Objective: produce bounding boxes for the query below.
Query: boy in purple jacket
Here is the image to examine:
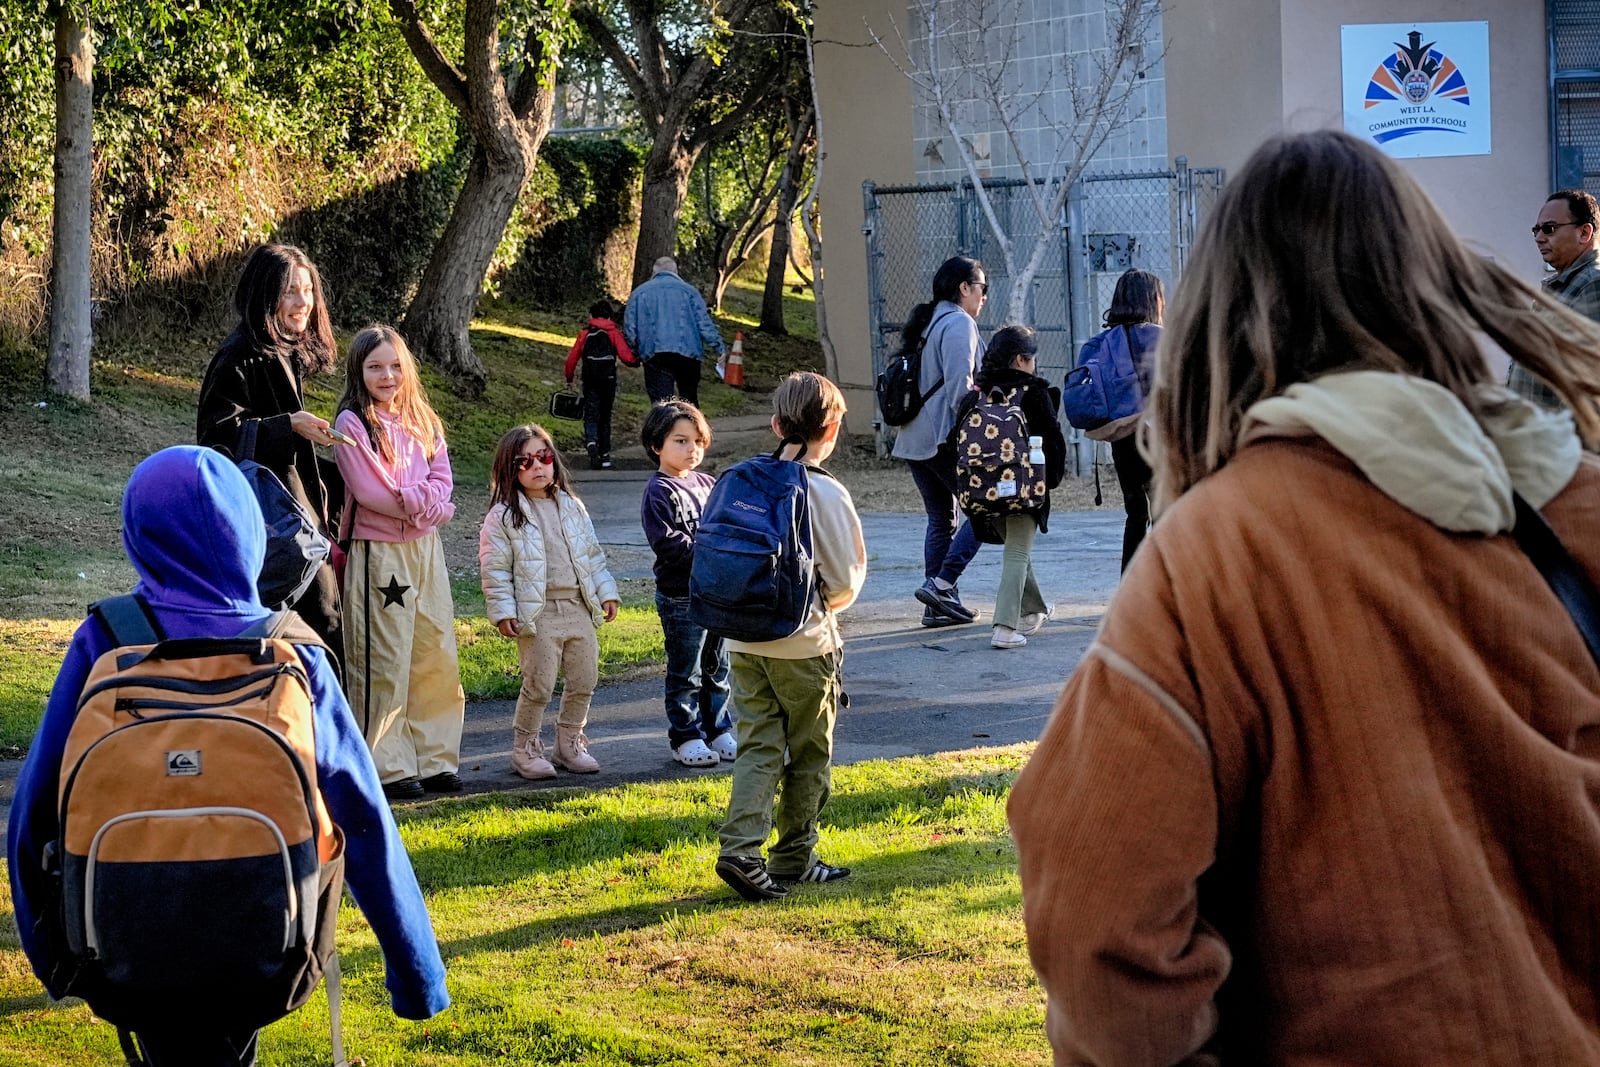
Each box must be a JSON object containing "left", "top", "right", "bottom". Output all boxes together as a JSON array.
[{"left": 7, "top": 447, "right": 448, "bottom": 1065}]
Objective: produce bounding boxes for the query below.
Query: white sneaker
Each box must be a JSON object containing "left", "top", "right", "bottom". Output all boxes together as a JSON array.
[
  {"left": 1019, "top": 608, "right": 1054, "bottom": 636},
  {"left": 708, "top": 732, "right": 738, "bottom": 761},
  {"left": 673, "top": 738, "right": 721, "bottom": 767},
  {"left": 991, "top": 626, "right": 1027, "bottom": 649}
]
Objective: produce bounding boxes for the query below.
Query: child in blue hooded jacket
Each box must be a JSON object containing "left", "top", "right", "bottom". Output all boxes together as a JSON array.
[{"left": 6, "top": 446, "right": 449, "bottom": 1066}]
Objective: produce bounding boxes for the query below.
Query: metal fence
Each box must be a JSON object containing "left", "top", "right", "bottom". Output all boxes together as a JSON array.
[
  {"left": 862, "top": 159, "right": 1223, "bottom": 453},
  {"left": 1551, "top": 0, "right": 1600, "bottom": 193}
]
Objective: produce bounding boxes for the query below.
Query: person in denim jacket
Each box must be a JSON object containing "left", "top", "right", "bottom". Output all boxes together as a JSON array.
[{"left": 624, "top": 257, "right": 726, "bottom": 405}]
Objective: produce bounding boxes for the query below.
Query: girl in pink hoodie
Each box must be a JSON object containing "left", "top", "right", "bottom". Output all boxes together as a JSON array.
[{"left": 334, "top": 324, "right": 465, "bottom": 802}]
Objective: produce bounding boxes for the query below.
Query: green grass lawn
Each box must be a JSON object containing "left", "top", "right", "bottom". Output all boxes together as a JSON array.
[
  {"left": 0, "top": 747, "right": 1047, "bottom": 1066},
  {"left": 0, "top": 281, "right": 825, "bottom": 751}
]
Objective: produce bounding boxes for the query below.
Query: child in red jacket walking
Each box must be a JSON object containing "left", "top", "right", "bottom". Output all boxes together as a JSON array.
[{"left": 564, "top": 299, "right": 639, "bottom": 469}]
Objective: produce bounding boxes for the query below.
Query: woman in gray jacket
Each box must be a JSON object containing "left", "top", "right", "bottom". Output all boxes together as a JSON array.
[{"left": 891, "top": 255, "right": 990, "bottom": 627}]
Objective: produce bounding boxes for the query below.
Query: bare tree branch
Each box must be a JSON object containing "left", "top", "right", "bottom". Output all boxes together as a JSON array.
[
  {"left": 869, "top": 0, "right": 1162, "bottom": 323},
  {"left": 572, "top": 5, "right": 653, "bottom": 122}
]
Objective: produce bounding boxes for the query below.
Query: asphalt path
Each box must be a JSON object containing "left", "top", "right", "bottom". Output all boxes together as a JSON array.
[
  {"left": 0, "top": 463, "right": 1129, "bottom": 812},
  {"left": 445, "top": 466, "right": 1127, "bottom": 797}
]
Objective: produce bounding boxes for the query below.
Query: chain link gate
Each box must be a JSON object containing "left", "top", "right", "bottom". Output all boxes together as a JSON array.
[{"left": 863, "top": 159, "right": 1223, "bottom": 464}]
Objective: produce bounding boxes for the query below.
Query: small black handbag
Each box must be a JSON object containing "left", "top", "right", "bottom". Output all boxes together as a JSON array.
[{"left": 548, "top": 390, "right": 583, "bottom": 420}]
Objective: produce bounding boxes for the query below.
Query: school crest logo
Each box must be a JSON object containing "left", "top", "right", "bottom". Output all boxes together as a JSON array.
[
  {"left": 1342, "top": 22, "right": 1489, "bottom": 159},
  {"left": 1361, "top": 30, "right": 1471, "bottom": 140}
]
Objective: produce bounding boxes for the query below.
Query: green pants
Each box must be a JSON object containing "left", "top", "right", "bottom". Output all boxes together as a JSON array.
[
  {"left": 993, "top": 514, "right": 1047, "bottom": 630},
  {"left": 718, "top": 651, "right": 843, "bottom": 875}
]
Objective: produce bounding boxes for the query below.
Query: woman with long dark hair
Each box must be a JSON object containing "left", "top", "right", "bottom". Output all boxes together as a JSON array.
[
  {"left": 891, "top": 255, "right": 990, "bottom": 627},
  {"left": 197, "top": 243, "right": 343, "bottom": 652},
  {"left": 1087, "top": 268, "right": 1163, "bottom": 570},
  {"left": 1010, "top": 129, "right": 1600, "bottom": 1064}
]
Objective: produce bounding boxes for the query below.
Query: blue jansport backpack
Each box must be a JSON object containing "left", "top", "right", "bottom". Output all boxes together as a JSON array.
[
  {"left": 690, "top": 442, "right": 827, "bottom": 643},
  {"left": 1061, "top": 323, "right": 1153, "bottom": 442}
]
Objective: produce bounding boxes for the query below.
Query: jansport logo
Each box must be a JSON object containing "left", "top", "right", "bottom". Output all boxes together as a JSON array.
[
  {"left": 1362, "top": 30, "right": 1470, "bottom": 144},
  {"left": 730, "top": 500, "right": 769, "bottom": 515},
  {"left": 166, "top": 750, "right": 202, "bottom": 776}
]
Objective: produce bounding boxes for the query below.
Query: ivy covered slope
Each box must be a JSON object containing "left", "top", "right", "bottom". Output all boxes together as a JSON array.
[{"left": 0, "top": 1, "right": 642, "bottom": 354}]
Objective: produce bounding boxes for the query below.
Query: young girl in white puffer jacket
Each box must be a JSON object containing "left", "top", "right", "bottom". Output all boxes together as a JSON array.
[{"left": 479, "top": 423, "right": 620, "bottom": 779}]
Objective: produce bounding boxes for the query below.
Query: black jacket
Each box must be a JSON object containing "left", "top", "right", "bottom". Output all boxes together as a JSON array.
[
  {"left": 196, "top": 328, "right": 343, "bottom": 652},
  {"left": 198, "top": 329, "right": 334, "bottom": 527},
  {"left": 950, "top": 367, "right": 1068, "bottom": 535}
]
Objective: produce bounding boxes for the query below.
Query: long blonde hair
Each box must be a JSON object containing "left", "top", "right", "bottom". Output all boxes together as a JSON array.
[
  {"left": 1149, "top": 130, "right": 1600, "bottom": 513},
  {"left": 338, "top": 324, "right": 445, "bottom": 462}
]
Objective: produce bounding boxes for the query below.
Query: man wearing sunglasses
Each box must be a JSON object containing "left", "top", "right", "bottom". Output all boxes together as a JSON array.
[{"left": 1512, "top": 189, "right": 1600, "bottom": 408}]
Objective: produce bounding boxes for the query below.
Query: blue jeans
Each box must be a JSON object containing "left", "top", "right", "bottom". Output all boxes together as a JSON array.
[
  {"left": 905, "top": 445, "right": 981, "bottom": 583},
  {"left": 656, "top": 593, "right": 732, "bottom": 747}
]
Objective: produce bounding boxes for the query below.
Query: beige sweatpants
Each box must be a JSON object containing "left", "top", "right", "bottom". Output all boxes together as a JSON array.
[
  {"left": 343, "top": 533, "right": 465, "bottom": 783},
  {"left": 514, "top": 596, "right": 599, "bottom": 740}
]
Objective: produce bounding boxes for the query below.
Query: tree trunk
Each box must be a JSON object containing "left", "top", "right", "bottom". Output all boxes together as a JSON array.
[
  {"left": 401, "top": 143, "right": 530, "bottom": 395},
  {"left": 632, "top": 142, "right": 699, "bottom": 288},
  {"left": 1007, "top": 225, "right": 1057, "bottom": 325},
  {"left": 47, "top": 9, "right": 92, "bottom": 401},
  {"left": 760, "top": 106, "right": 813, "bottom": 334}
]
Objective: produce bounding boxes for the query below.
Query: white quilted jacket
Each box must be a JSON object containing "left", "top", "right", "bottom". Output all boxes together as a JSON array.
[{"left": 478, "top": 489, "right": 620, "bottom": 631}]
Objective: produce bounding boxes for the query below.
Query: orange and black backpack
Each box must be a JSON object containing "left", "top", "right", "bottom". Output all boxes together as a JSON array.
[{"left": 45, "top": 594, "right": 349, "bottom": 1065}]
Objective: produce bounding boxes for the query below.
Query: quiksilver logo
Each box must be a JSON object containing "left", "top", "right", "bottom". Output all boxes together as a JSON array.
[
  {"left": 166, "top": 750, "right": 202, "bottom": 776},
  {"left": 730, "top": 500, "right": 768, "bottom": 514}
]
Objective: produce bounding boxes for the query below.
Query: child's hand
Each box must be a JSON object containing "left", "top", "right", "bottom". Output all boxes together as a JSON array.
[
  {"left": 496, "top": 618, "right": 521, "bottom": 638},
  {"left": 601, "top": 600, "right": 620, "bottom": 622}
]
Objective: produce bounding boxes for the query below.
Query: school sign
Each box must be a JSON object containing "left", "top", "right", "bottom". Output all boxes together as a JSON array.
[{"left": 1341, "top": 22, "right": 1491, "bottom": 159}]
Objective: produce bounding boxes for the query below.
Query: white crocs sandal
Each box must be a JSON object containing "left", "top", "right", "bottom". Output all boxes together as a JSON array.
[{"left": 673, "top": 738, "right": 721, "bottom": 767}]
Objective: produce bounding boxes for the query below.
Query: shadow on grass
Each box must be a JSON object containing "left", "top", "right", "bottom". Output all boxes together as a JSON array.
[
  {"left": 398, "top": 768, "right": 1017, "bottom": 892},
  {"left": 419, "top": 834, "right": 1016, "bottom": 968}
]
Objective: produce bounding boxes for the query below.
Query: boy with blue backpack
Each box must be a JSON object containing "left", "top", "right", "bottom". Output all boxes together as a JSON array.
[{"left": 694, "top": 372, "right": 867, "bottom": 901}]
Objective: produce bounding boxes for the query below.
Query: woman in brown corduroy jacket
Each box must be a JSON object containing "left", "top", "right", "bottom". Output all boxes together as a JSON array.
[{"left": 1009, "top": 130, "right": 1600, "bottom": 1066}]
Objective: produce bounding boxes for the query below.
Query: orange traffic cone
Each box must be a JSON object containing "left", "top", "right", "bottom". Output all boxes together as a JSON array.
[{"left": 725, "top": 332, "right": 746, "bottom": 388}]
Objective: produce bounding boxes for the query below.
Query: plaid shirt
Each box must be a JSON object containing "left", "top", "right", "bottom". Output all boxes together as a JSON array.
[{"left": 1509, "top": 247, "right": 1600, "bottom": 409}]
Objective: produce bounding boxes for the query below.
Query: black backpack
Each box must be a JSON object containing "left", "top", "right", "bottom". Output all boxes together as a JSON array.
[
  {"left": 46, "top": 595, "right": 350, "bottom": 1066},
  {"left": 234, "top": 421, "right": 331, "bottom": 610},
  {"left": 689, "top": 440, "right": 828, "bottom": 643},
  {"left": 580, "top": 326, "right": 619, "bottom": 384},
  {"left": 876, "top": 310, "right": 957, "bottom": 427}
]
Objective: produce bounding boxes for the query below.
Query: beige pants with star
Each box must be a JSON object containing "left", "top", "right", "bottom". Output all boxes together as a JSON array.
[{"left": 343, "top": 532, "right": 465, "bottom": 784}]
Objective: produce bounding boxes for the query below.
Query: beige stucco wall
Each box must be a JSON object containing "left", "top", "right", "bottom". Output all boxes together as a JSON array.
[
  {"left": 813, "top": 0, "right": 915, "bottom": 423},
  {"left": 1166, "top": 1, "right": 1549, "bottom": 278}
]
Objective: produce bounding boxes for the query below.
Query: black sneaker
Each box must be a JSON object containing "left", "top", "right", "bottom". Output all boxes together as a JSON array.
[
  {"left": 715, "top": 854, "right": 790, "bottom": 901},
  {"left": 773, "top": 861, "right": 851, "bottom": 885},
  {"left": 587, "top": 442, "right": 601, "bottom": 470},
  {"left": 600, "top": 454, "right": 613, "bottom": 469},
  {"left": 915, "top": 578, "right": 976, "bottom": 622},
  {"left": 381, "top": 777, "right": 425, "bottom": 801},
  {"left": 920, "top": 605, "right": 967, "bottom": 628},
  {"left": 419, "top": 771, "right": 464, "bottom": 794}
]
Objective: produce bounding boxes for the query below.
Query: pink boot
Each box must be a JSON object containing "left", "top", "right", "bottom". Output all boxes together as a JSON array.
[{"left": 553, "top": 725, "right": 600, "bottom": 774}]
